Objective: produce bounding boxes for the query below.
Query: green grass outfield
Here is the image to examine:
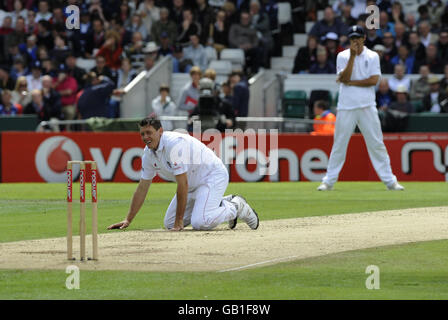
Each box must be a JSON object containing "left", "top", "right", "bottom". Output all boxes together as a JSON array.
[{"left": 0, "top": 181, "right": 447, "bottom": 299}]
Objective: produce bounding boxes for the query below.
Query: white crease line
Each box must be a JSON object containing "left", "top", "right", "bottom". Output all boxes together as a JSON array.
[{"left": 218, "top": 255, "right": 300, "bottom": 272}]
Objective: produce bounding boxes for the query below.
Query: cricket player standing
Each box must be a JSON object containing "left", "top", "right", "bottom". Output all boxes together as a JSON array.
[
  {"left": 108, "top": 117, "right": 259, "bottom": 231},
  {"left": 317, "top": 26, "right": 404, "bottom": 191}
]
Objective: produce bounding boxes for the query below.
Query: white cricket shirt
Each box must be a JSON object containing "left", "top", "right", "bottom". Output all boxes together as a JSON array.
[
  {"left": 140, "top": 131, "right": 224, "bottom": 191},
  {"left": 336, "top": 46, "right": 381, "bottom": 110}
]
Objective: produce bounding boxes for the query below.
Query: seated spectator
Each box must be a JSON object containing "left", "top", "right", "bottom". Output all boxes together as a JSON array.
[
  {"left": 41, "top": 58, "right": 57, "bottom": 77},
  {"left": 309, "top": 6, "right": 347, "bottom": 39},
  {"left": 127, "top": 13, "right": 149, "bottom": 42},
  {"left": 365, "top": 27, "right": 383, "bottom": 49},
  {"left": 183, "top": 34, "right": 208, "bottom": 71},
  {"left": 91, "top": 55, "right": 117, "bottom": 85},
  {"left": 125, "top": 31, "right": 146, "bottom": 70},
  {"left": 51, "top": 36, "right": 71, "bottom": 65},
  {"left": 293, "top": 35, "right": 318, "bottom": 74},
  {"left": 249, "top": 0, "right": 273, "bottom": 66},
  {"left": 24, "top": 89, "right": 61, "bottom": 127},
  {"left": 19, "top": 35, "right": 38, "bottom": 65},
  {"left": 85, "top": 18, "right": 106, "bottom": 58},
  {"left": 228, "top": 11, "right": 263, "bottom": 74},
  {"left": 26, "top": 10, "right": 38, "bottom": 34},
  {"left": 376, "top": 78, "right": 395, "bottom": 110},
  {"left": 323, "top": 32, "right": 343, "bottom": 66},
  {"left": 390, "top": 1, "right": 405, "bottom": 24},
  {"left": 440, "top": 64, "right": 448, "bottom": 92},
  {"left": 311, "top": 100, "right": 335, "bottom": 135},
  {"left": 137, "top": 0, "right": 160, "bottom": 37},
  {"left": 26, "top": 61, "right": 43, "bottom": 91},
  {"left": 309, "top": 46, "right": 335, "bottom": 74},
  {"left": 376, "top": 11, "right": 395, "bottom": 38},
  {"left": 339, "top": 2, "right": 356, "bottom": 27},
  {"left": 53, "top": 65, "right": 78, "bottom": 122},
  {"left": 410, "top": 65, "right": 430, "bottom": 102},
  {"left": 172, "top": 44, "right": 193, "bottom": 73},
  {"left": 420, "top": 43, "right": 444, "bottom": 74},
  {"left": 36, "top": 20, "right": 54, "bottom": 52},
  {"left": 35, "top": 0, "right": 52, "bottom": 22},
  {"left": 151, "top": 7, "right": 178, "bottom": 46},
  {"left": 390, "top": 45, "right": 415, "bottom": 74},
  {"left": 195, "top": 0, "right": 215, "bottom": 45},
  {"left": 11, "top": 76, "right": 31, "bottom": 107},
  {"left": 418, "top": 20, "right": 438, "bottom": 48},
  {"left": 405, "top": 13, "right": 417, "bottom": 32},
  {"left": 211, "top": 9, "right": 230, "bottom": 54},
  {"left": 170, "top": 0, "right": 185, "bottom": 26},
  {"left": 229, "top": 70, "right": 249, "bottom": 119},
  {"left": 65, "top": 54, "right": 86, "bottom": 89},
  {"left": 5, "top": 16, "right": 26, "bottom": 55},
  {"left": 388, "top": 64, "right": 411, "bottom": 92},
  {"left": 10, "top": 0, "right": 27, "bottom": 26},
  {"left": 389, "top": 85, "right": 414, "bottom": 113},
  {"left": 422, "top": 76, "right": 448, "bottom": 113},
  {"left": 407, "top": 31, "right": 426, "bottom": 69},
  {"left": 11, "top": 57, "right": 28, "bottom": 79},
  {"left": 382, "top": 32, "right": 397, "bottom": 66},
  {"left": 394, "top": 22, "right": 409, "bottom": 48},
  {"left": 0, "top": 16, "right": 14, "bottom": 36},
  {"left": 0, "top": 65, "right": 15, "bottom": 91},
  {"left": 436, "top": 28, "right": 448, "bottom": 62},
  {"left": 77, "top": 72, "right": 115, "bottom": 119},
  {"left": 118, "top": 1, "right": 132, "bottom": 26},
  {"left": 426, "top": 0, "right": 445, "bottom": 30},
  {"left": 41, "top": 75, "right": 62, "bottom": 119},
  {"left": 373, "top": 44, "right": 394, "bottom": 74},
  {"left": 96, "top": 30, "right": 123, "bottom": 70},
  {"left": 0, "top": 90, "right": 22, "bottom": 115},
  {"left": 177, "top": 66, "right": 201, "bottom": 114},
  {"left": 158, "top": 32, "right": 174, "bottom": 56},
  {"left": 152, "top": 84, "right": 177, "bottom": 131},
  {"left": 176, "top": 8, "right": 201, "bottom": 47},
  {"left": 110, "top": 58, "right": 137, "bottom": 118}
]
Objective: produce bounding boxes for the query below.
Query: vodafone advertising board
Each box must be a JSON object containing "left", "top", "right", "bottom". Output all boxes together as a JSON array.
[{"left": 1, "top": 132, "right": 447, "bottom": 182}]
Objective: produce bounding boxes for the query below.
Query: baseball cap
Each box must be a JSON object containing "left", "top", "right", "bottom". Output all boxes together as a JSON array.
[
  {"left": 395, "top": 85, "right": 408, "bottom": 94},
  {"left": 58, "top": 63, "right": 68, "bottom": 73},
  {"left": 373, "top": 44, "right": 386, "bottom": 52},
  {"left": 347, "top": 25, "right": 365, "bottom": 38},
  {"left": 31, "top": 60, "right": 41, "bottom": 70},
  {"left": 325, "top": 32, "right": 339, "bottom": 41}
]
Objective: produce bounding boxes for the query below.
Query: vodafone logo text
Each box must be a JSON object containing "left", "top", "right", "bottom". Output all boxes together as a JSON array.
[{"left": 35, "top": 136, "right": 83, "bottom": 182}]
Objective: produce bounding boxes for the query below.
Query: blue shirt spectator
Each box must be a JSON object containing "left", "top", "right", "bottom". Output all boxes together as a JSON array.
[{"left": 309, "top": 7, "right": 348, "bottom": 39}]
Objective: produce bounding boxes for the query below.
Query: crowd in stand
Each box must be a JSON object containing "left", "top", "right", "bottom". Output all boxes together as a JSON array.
[
  {"left": 293, "top": 1, "right": 448, "bottom": 114},
  {"left": 0, "top": 0, "right": 278, "bottom": 130}
]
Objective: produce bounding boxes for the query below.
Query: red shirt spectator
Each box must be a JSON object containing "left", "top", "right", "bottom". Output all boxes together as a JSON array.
[
  {"left": 53, "top": 67, "right": 78, "bottom": 106},
  {"left": 96, "top": 30, "right": 123, "bottom": 70}
]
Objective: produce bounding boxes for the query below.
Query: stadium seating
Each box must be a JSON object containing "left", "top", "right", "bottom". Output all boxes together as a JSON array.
[
  {"left": 208, "top": 60, "right": 232, "bottom": 76},
  {"left": 282, "top": 90, "right": 308, "bottom": 118},
  {"left": 278, "top": 2, "right": 292, "bottom": 25},
  {"left": 220, "top": 49, "right": 245, "bottom": 71}
]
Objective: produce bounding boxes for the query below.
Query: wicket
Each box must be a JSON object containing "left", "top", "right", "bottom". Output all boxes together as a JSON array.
[{"left": 67, "top": 160, "right": 98, "bottom": 261}]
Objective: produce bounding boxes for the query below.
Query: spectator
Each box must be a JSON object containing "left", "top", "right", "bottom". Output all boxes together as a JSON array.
[
  {"left": 41, "top": 75, "right": 62, "bottom": 120},
  {"left": 390, "top": 1, "right": 405, "bottom": 24},
  {"left": 4, "top": 16, "right": 26, "bottom": 57},
  {"left": 377, "top": 11, "right": 395, "bottom": 38},
  {"left": 18, "top": 35, "right": 38, "bottom": 65},
  {"left": 195, "top": 0, "right": 215, "bottom": 45},
  {"left": 35, "top": 0, "right": 52, "bottom": 22},
  {"left": 158, "top": 32, "right": 174, "bottom": 56},
  {"left": 309, "top": 46, "right": 335, "bottom": 74},
  {"left": 26, "top": 10, "right": 37, "bottom": 34},
  {"left": 51, "top": 36, "right": 71, "bottom": 65},
  {"left": 26, "top": 61, "right": 43, "bottom": 91},
  {"left": 426, "top": 0, "right": 445, "bottom": 30},
  {"left": 211, "top": 9, "right": 230, "bottom": 54},
  {"left": 65, "top": 54, "right": 86, "bottom": 90},
  {"left": 77, "top": 72, "right": 116, "bottom": 119},
  {"left": 421, "top": 43, "right": 444, "bottom": 74},
  {"left": 394, "top": 22, "right": 409, "bottom": 48},
  {"left": 86, "top": 18, "right": 106, "bottom": 58},
  {"left": 376, "top": 78, "right": 395, "bottom": 110},
  {"left": 10, "top": 0, "right": 27, "bottom": 27},
  {"left": 125, "top": 31, "right": 146, "bottom": 70},
  {"left": 41, "top": 58, "right": 57, "bottom": 77},
  {"left": 324, "top": 32, "right": 343, "bottom": 65},
  {"left": 11, "top": 76, "right": 31, "bottom": 107},
  {"left": 36, "top": 20, "right": 54, "bottom": 52},
  {"left": 0, "top": 89, "right": 22, "bottom": 115},
  {"left": 11, "top": 57, "right": 27, "bottom": 79},
  {"left": 407, "top": 31, "right": 427, "bottom": 69},
  {"left": 220, "top": 79, "right": 233, "bottom": 106},
  {"left": 410, "top": 65, "right": 431, "bottom": 102},
  {"left": 422, "top": 76, "right": 448, "bottom": 113},
  {"left": 151, "top": 7, "right": 178, "bottom": 46},
  {"left": 373, "top": 44, "right": 394, "bottom": 74},
  {"left": 228, "top": 11, "right": 262, "bottom": 74},
  {"left": 142, "top": 41, "right": 160, "bottom": 62},
  {"left": 128, "top": 13, "right": 150, "bottom": 41},
  {"left": 51, "top": 6, "right": 66, "bottom": 29},
  {"left": 114, "top": 19, "right": 133, "bottom": 48},
  {"left": 309, "top": 6, "right": 347, "bottom": 39},
  {"left": 152, "top": 84, "right": 177, "bottom": 130},
  {"left": 311, "top": 100, "right": 335, "bottom": 135},
  {"left": 53, "top": 64, "right": 78, "bottom": 122},
  {"left": 293, "top": 35, "right": 318, "bottom": 74},
  {"left": 405, "top": 13, "right": 417, "bottom": 32},
  {"left": 418, "top": 20, "right": 438, "bottom": 47},
  {"left": 229, "top": 70, "right": 249, "bottom": 119},
  {"left": 0, "top": 16, "right": 14, "bottom": 36},
  {"left": 118, "top": 2, "right": 132, "bottom": 27},
  {"left": 110, "top": 58, "right": 137, "bottom": 118},
  {"left": 390, "top": 45, "right": 415, "bottom": 74},
  {"left": 440, "top": 64, "right": 448, "bottom": 92},
  {"left": 172, "top": 43, "right": 193, "bottom": 73},
  {"left": 388, "top": 64, "right": 411, "bottom": 92},
  {"left": 176, "top": 8, "right": 201, "bottom": 46},
  {"left": 24, "top": 89, "right": 61, "bottom": 126},
  {"left": 222, "top": 1, "right": 238, "bottom": 25},
  {"left": 389, "top": 85, "right": 414, "bottom": 113},
  {"left": 184, "top": 33, "right": 208, "bottom": 71},
  {"left": 365, "top": 27, "right": 383, "bottom": 49},
  {"left": 382, "top": 31, "right": 397, "bottom": 67},
  {"left": 436, "top": 28, "right": 448, "bottom": 62},
  {"left": 138, "top": 0, "right": 160, "bottom": 36},
  {"left": 96, "top": 30, "right": 123, "bottom": 70},
  {"left": 170, "top": 0, "right": 185, "bottom": 26},
  {"left": 249, "top": 0, "right": 273, "bottom": 66},
  {"left": 177, "top": 66, "right": 201, "bottom": 114},
  {"left": 91, "top": 55, "right": 117, "bottom": 84},
  {"left": 139, "top": 52, "right": 157, "bottom": 73},
  {"left": 340, "top": 2, "right": 356, "bottom": 27}
]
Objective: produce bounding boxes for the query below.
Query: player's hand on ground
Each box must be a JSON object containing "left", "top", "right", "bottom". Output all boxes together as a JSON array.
[
  {"left": 107, "top": 220, "right": 130, "bottom": 230},
  {"left": 170, "top": 221, "right": 184, "bottom": 231}
]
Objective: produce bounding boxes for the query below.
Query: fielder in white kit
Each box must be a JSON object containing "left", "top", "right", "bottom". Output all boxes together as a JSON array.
[
  {"left": 317, "top": 26, "right": 404, "bottom": 191},
  {"left": 108, "top": 117, "right": 259, "bottom": 231}
]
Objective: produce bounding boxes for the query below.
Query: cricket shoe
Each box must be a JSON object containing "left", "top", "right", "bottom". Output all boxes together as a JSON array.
[
  {"left": 317, "top": 182, "right": 333, "bottom": 191},
  {"left": 387, "top": 182, "right": 405, "bottom": 191},
  {"left": 222, "top": 194, "right": 238, "bottom": 229},
  {"left": 230, "top": 196, "right": 259, "bottom": 230}
]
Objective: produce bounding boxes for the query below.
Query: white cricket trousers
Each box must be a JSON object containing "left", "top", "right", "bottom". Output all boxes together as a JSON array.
[
  {"left": 322, "top": 106, "right": 397, "bottom": 187},
  {"left": 163, "top": 165, "right": 237, "bottom": 230}
]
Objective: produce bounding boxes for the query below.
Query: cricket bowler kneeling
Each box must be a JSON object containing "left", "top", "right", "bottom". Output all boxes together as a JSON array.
[{"left": 108, "top": 117, "right": 259, "bottom": 231}]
